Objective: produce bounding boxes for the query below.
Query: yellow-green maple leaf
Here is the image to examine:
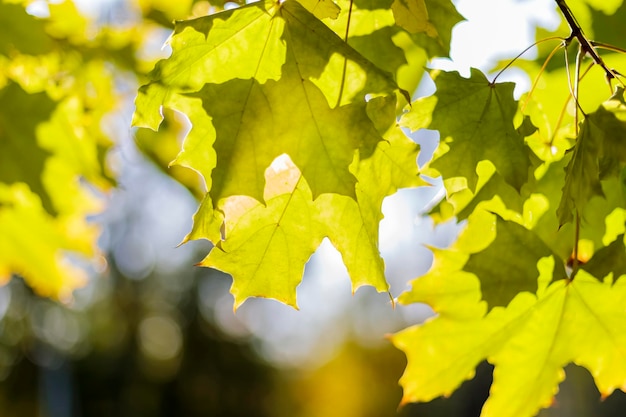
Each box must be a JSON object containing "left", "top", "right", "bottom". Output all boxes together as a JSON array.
[
  {"left": 392, "top": 252, "right": 626, "bottom": 417},
  {"left": 133, "top": 0, "right": 403, "bottom": 203},
  {"left": 196, "top": 96, "right": 423, "bottom": 308}
]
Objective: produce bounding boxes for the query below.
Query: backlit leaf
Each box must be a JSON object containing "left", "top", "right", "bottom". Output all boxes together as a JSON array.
[
  {"left": 201, "top": 96, "right": 423, "bottom": 307},
  {"left": 557, "top": 110, "right": 610, "bottom": 225},
  {"left": 465, "top": 215, "right": 567, "bottom": 309},
  {"left": 393, "top": 264, "right": 626, "bottom": 417},
  {"left": 428, "top": 69, "right": 532, "bottom": 192},
  {"left": 134, "top": 0, "right": 403, "bottom": 203}
]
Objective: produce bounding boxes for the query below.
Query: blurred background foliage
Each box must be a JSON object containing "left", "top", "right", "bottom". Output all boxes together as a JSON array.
[{"left": 2, "top": 0, "right": 626, "bottom": 416}]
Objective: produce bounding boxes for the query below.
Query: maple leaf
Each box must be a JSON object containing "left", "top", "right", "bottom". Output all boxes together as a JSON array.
[
  {"left": 133, "top": 0, "right": 402, "bottom": 203},
  {"left": 598, "top": 89, "right": 626, "bottom": 178},
  {"left": 204, "top": 157, "right": 324, "bottom": 309},
  {"left": 135, "top": 109, "right": 206, "bottom": 200},
  {"left": 400, "top": 208, "right": 566, "bottom": 311},
  {"left": 319, "top": 0, "right": 421, "bottom": 92},
  {"left": 392, "top": 261, "right": 626, "bottom": 417},
  {"left": 353, "top": 0, "right": 462, "bottom": 59},
  {"left": 199, "top": 96, "right": 423, "bottom": 308},
  {"left": 427, "top": 69, "right": 532, "bottom": 192},
  {"left": 190, "top": 75, "right": 385, "bottom": 202},
  {"left": 557, "top": 108, "right": 623, "bottom": 225},
  {"left": 465, "top": 214, "right": 567, "bottom": 310},
  {"left": 423, "top": 161, "right": 525, "bottom": 224},
  {"left": 323, "top": 95, "right": 425, "bottom": 290}
]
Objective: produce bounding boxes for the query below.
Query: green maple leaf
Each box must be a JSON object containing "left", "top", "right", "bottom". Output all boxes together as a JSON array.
[
  {"left": 421, "top": 161, "right": 524, "bottom": 224},
  {"left": 557, "top": 109, "right": 612, "bottom": 225},
  {"left": 134, "top": 0, "right": 402, "bottom": 203},
  {"left": 428, "top": 69, "right": 532, "bottom": 192},
  {"left": 598, "top": 89, "right": 626, "bottom": 178},
  {"left": 465, "top": 215, "right": 567, "bottom": 310},
  {"left": 204, "top": 160, "right": 325, "bottom": 308},
  {"left": 0, "top": 82, "right": 57, "bottom": 215},
  {"left": 402, "top": 97, "right": 534, "bottom": 223},
  {"left": 197, "top": 96, "right": 423, "bottom": 307},
  {"left": 324, "top": 95, "right": 425, "bottom": 289},
  {"left": 393, "top": 261, "right": 626, "bottom": 417},
  {"left": 453, "top": 172, "right": 524, "bottom": 221},
  {"left": 190, "top": 75, "right": 385, "bottom": 202},
  {"left": 321, "top": 0, "right": 426, "bottom": 94}
]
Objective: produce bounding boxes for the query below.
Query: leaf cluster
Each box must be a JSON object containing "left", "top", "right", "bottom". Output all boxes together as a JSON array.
[
  {"left": 4, "top": 0, "right": 626, "bottom": 416},
  {"left": 131, "top": 0, "right": 626, "bottom": 415}
]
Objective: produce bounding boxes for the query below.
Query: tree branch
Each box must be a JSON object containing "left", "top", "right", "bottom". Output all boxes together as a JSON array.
[{"left": 555, "top": 0, "right": 616, "bottom": 83}]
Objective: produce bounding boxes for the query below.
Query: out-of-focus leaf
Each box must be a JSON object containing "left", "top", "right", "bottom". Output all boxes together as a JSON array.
[
  {"left": 0, "top": 183, "right": 98, "bottom": 300},
  {"left": 0, "top": 82, "right": 57, "bottom": 215},
  {"left": 0, "top": 2, "right": 52, "bottom": 56}
]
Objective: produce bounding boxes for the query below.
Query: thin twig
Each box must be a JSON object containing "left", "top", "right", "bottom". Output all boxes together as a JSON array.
[
  {"left": 522, "top": 41, "right": 564, "bottom": 112},
  {"left": 574, "top": 44, "right": 584, "bottom": 124},
  {"left": 492, "top": 36, "right": 564, "bottom": 84},
  {"left": 572, "top": 210, "right": 581, "bottom": 278}
]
